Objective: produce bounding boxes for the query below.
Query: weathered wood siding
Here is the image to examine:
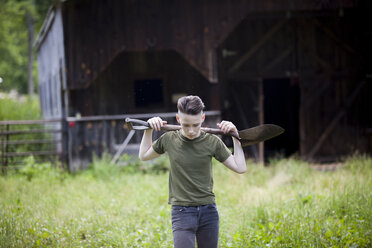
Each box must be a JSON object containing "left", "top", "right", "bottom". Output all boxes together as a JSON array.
[
  {"left": 218, "top": 6, "right": 372, "bottom": 160},
  {"left": 36, "top": 7, "right": 68, "bottom": 154},
  {"left": 61, "top": 0, "right": 357, "bottom": 90},
  {"left": 37, "top": 7, "right": 66, "bottom": 119},
  {"left": 68, "top": 50, "right": 218, "bottom": 116},
  {"left": 34, "top": 0, "right": 369, "bottom": 166}
]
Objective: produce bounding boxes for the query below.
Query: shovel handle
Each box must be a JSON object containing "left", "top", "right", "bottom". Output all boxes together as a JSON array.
[
  {"left": 125, "top": 118, "right": 240, "bottom": 139},
  {"left": 201, "top": 127, "right": 240, "bottom": 140}
]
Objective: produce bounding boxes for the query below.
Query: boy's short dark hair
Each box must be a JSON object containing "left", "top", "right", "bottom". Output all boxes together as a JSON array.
[{"left": 177, "top": 95, "right": 205, "bottom": 115}]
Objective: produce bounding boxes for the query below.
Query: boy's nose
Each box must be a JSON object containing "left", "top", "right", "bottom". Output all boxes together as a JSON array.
[{"left": 188, "top": 129, "right": 196, "bottom": 135}]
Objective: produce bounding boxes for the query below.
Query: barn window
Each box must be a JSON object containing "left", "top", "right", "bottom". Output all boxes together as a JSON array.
[{"left": 134, "top": 79, "right": 163, "bottom": 107}]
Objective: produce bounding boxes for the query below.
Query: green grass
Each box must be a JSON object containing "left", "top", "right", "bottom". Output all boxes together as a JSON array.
[
  {"left": 0, "top": 155, "right": 371, "bottom": 247},
  {"left": 0, "top": 92, "right": 41, "bottom": 121}
]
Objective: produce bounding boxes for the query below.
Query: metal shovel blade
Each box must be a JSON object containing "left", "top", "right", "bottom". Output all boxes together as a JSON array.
[{"left": 238, "top": 124, "right": 285, "bottom": 147}]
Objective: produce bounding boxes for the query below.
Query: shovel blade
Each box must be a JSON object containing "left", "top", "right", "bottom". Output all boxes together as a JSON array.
[{"left": 238, "top": 124, "right": 284, "bottom": 147}]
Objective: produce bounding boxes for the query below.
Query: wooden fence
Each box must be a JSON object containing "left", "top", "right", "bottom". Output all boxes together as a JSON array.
[
  {"left": 66, "top": 111, "right": 221, "bottom": 171},
  {"left": 0, "top": 119, "right": 65, "bottom": 174},
  {"left": 0, "top": 111, "right": 221, "bottom": 172}
]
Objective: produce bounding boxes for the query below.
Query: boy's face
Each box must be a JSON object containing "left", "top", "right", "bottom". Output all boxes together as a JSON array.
[{"left": 176, "top": 111, "right": 205, "bottom": 140}]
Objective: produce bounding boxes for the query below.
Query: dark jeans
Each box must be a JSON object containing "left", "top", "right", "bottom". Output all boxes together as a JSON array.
[{"left": 171, "top": 204, "right": 219, "bottom": 248}]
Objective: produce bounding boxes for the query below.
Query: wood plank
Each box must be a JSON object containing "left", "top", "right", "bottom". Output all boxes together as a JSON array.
[
  {"left": 228, "top": 19, "right": 287, "bottom": 74},
  {"left": 4, "top": 151, "right": 61, "bottom": 157},
  {"left": 111, "top": 130, "right": 135, "bottom": 165},
  {"left": 262, "top": 47, "right": 293, "bottom": 73},
  {"left": 303, "top": 80, "right": 333, "bottom": 109},
  {"left": 313, "top": 19, "right": 357, "bottom": 55},
  {"left": 230, "top": 87, "right": 259, "bottom": 160},
  {"left": 0, "top": 119, "right": 63, "bottom": 125},
  {"left": 307, "top": 81, "right": 366, "bottom": 159},
  {"left": 297, "top": 33, "right": 332, "bottom": 70},
  {"left": 66, "top": 111, "right": 221, "bottom": 122},
  {"left": 0, "top": 129, "right": 63, "bottom": 135},
  {"left": 5, "top": 139, "right": 62, "bottom": 145}
]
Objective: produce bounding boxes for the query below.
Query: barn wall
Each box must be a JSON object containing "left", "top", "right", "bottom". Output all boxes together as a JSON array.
[
  {"left": 61, "top": 0, "right": 357, "bottom": 90},
  {"left": 37, "top": 7, "right": 66, "bottom": 119},
  {"left": 218, "top": 6, "right": 372, "bottom": 160},
  {"left": 68, "top": 50, "right": 218, "bottom": 116},
  {"left": 34, "top": 0, "right": 369, "bottom": 167}
]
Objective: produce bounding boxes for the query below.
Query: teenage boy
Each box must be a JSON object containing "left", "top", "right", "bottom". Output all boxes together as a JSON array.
[{"left": 139, "top": 95, "right": 246, "bottom": 248}]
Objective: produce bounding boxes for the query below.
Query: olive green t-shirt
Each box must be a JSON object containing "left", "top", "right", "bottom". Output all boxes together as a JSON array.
[{"left": 152, "top": 130, "right": 231, "bottom": 206}]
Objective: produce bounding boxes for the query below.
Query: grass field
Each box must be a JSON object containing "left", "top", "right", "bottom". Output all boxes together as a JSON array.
[{"left": 0, "top": 155, "right": 371, "bottom": 247}]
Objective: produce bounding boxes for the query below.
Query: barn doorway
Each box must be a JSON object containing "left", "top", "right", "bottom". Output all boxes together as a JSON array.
[{"left": 263, "top": 78, "right": 300, "bottom": 159}]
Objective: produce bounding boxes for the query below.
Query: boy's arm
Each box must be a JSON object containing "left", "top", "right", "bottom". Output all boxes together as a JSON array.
[
  {"left": 217, "top": 121, "right": 247, "bottom": 174},
  {"left": 138, "top": 117, "right": 166, "bottom": 161}
]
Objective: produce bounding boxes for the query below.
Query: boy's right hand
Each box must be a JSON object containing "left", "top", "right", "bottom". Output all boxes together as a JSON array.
[{"left": 147, "top": 117, "right": 167, "bottom": 131}]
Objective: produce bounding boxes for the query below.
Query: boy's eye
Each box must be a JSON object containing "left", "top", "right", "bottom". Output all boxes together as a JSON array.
[{"left": 182, "top": 123, "right": 200, "bottom": 128}]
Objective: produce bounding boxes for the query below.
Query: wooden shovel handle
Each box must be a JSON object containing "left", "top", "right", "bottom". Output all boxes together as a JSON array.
[
  {"left": 201, "top": 127, "right": 240, "bottom": 140},
  {"left": 125, "top": 118, "right": 240, "bottom": 139}
]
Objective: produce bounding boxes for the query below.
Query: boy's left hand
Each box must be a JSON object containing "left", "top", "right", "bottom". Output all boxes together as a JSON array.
[{"left": 217, "top": 121, "right": 238, "bottom": 134}]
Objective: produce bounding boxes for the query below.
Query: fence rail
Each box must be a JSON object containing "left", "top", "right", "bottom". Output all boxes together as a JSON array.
[
  {"left": 0, "top": 119, "right": 65, "bottom": 173},
  {"left": 0, "top": 111, "right": 221, "bottom": 172}
]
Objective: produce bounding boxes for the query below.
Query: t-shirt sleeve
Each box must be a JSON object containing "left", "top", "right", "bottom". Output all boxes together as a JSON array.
[
  {"left": 152, "top": 133, "right": 167, "bottom": 154},
  {"left": 213, "top": 136, "right": 232, "bottom": 162}
]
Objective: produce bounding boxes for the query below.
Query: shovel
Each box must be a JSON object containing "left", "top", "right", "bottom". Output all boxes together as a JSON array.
[{"left": 125, "top": 118, "right": 284, "bottom": 147}]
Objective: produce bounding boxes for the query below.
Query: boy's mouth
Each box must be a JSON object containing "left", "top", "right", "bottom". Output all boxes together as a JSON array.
[{"left": 187, "top": 133, "right": 199, "bottom": 139}]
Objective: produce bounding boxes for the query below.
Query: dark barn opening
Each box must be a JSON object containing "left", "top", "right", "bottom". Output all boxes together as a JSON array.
[
  {"left": 263, "top": 79, "right": 300, "bottom": 159},
  {"left": 134, "top": 79, "right": 164, "bottom": 107}
]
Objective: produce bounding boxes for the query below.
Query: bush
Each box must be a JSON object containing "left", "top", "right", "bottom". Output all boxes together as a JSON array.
[{"left": 18, "top": 156, "right": 67, "bottom": 182}]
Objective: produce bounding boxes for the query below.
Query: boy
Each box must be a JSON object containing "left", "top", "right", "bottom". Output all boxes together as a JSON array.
[{"left": 139, "top": 95, "right": 246, "bottom": 248}]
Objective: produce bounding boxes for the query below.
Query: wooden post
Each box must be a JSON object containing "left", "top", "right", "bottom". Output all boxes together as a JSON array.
[
  {"left": 230, "top": 87, "right": 259, "bottom": 161},
  {"left": 258, "top": 79, "right": 264, "bottom": 166},
  {"left": 1, "top": 125, "right": 4, "bottom": 174},
  {"left": 5, "top": 125, "right": 9, "bottom": 168}
]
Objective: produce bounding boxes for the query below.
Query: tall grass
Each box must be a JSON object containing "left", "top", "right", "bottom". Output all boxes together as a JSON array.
[
  {"left": 0, "top": 92, "right": 41, "bottom": 121},
  {"left": 0, "top": 156, "right": 371, "bottom": 247}
]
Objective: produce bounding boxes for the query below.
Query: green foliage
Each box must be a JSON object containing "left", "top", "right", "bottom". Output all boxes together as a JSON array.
[
  {"left": 0, "top": 92, "right": 41, "bottom": 120},
  {"left": 0, "top": 0, "right": 52, "bottom": 93},
  {"left": 0, "top": 156, "right": 371, "bottom": 247},
  {"left": 18, "top": 156, "right": 66, "bottom": 182}
]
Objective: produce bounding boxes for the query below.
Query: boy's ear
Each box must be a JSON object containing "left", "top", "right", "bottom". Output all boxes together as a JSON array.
[
  {"left": 176, "top": 114, "right": 180, "bottom": 123},
  {"left": 202, "top": 113, "right": 205, "bottom": 123}
]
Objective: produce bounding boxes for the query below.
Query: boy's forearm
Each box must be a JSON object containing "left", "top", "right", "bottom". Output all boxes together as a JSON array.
[
  {"left": 232, "top": 137, "right": 247, "bottom": 173},
  {"left": 139, "top": 130, "right": 153, "bottom": 160}
]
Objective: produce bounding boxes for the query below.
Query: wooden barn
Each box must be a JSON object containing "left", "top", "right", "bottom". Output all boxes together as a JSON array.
[{"left": 35, "top": 0, "right": 372, "bottom": 171}]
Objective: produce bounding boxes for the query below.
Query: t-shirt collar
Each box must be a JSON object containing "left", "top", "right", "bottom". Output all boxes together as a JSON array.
[{"left": 177, "top": 130, "right": 206, "bottom": 142}]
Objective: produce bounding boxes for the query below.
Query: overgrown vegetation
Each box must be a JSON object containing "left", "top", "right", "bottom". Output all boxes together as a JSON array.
[
  {"left": 0, "top": 93, "right": 51, "bottom": 166},
  {"left": 0, "top": 91, "right": 41, "bottom": 121},
  {"left": 0, "top": 155, "right": 371, "bottom": 247}
]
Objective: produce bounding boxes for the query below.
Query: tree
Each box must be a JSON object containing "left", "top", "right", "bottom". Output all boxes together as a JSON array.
[{"left": 0, "top": 0, "right": 52, "bottom": 94}]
